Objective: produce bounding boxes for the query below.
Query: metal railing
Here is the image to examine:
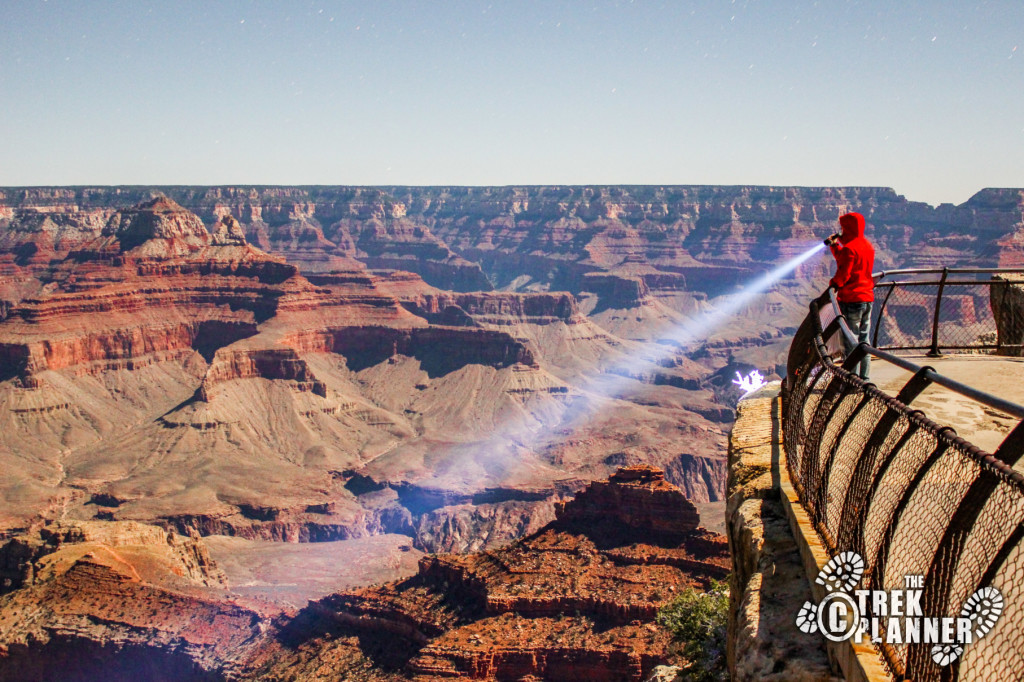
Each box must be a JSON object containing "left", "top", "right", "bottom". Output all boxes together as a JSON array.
[
  {"left": 782, "top": 280, "right": 1024, "bottom": 681},
  {"left": 871, "top": 268, "right": 1024, "bottom": 356}
]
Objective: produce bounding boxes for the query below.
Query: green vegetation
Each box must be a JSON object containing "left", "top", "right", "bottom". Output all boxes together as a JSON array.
[{"left": 656, "top": 579, "right": 729, "bottom": 682}]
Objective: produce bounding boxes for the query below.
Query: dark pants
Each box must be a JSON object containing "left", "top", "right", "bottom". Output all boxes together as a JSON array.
[{"left": 839, "top": 301, "right": 872, "bottom": 379}]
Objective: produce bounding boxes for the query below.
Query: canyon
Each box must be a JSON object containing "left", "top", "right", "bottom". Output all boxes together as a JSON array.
[
  {"left": 0, "top": 465, "right": 729, "bottom": 681},
  {"left": 0, "top": 184, "right": 1022, "bottom": 676},
  {"left": 2, "top": 185, "right": 1022, "bottom": 550}
]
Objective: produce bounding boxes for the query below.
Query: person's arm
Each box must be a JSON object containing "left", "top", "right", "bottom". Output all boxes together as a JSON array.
[{"left": 829, "top": 249, "right": 853, "bottom": 290}]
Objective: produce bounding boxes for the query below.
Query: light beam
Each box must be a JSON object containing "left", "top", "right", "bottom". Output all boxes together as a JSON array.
[{"left": 433, "top": 241, "right": 828, "bottom": 484}]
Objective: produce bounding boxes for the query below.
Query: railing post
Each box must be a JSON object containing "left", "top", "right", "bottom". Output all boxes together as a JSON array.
[
  {"left": 872, "top": 281, "right": 897, "bottom": 348},
  {"left": 927, "top": 267, "right": 949, "bottom": 357},
  {"left": 895, "top": 366, "right": 935, "bottom": 405},
  {"left": 995, "top": 421, "right": 1024, "bottom": 467}
]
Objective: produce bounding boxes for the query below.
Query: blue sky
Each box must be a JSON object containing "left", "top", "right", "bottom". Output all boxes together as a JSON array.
[{"left": 1, "top": 0, "right": 1021, "bottom": 206}]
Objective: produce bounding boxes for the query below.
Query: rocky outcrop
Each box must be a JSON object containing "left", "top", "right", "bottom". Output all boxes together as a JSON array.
[
  {"left": 0, "top": 520, "right": 226, "bottom": 593},
  {"left": 198, "top": 347, "right": 326, "bottom": 400},
  {"left": 105, "top": 196, "right": 211, "bottom": 254},
  {"left": 604, "top": 451, "right": 728, "bottom": 504},
  {"left": 240, "top": 466, "right": 730, "bottom": 680},
  {"left": 556, "top": 464, "right": 700, "bottom": 536},
  {"left": 211, "top": 213, "right": 247, "bottom": 245},
  {"left": 0, "top": 520, "right": 263, "bottom": 681}
]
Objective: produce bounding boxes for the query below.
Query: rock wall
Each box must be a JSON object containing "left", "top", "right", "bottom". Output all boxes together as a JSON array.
[
  {"left": 726, "top": 385, "right": 839, "bottom": 681},
  {"left": 991, "top": 273, "right": 1024, "bottom": 356}
]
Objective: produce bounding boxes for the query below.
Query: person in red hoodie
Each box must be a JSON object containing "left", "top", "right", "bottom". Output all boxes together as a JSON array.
[{"left": 827, "top": 211, "right": 876, "bottom": 379}]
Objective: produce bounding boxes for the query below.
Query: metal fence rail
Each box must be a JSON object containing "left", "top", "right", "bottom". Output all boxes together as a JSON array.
[
  {"left": 783, "top": 278, "right": 1024, "bottom": 681},
  {"left": 872, "top": 268, "right": 1024, "bottom": 356}
]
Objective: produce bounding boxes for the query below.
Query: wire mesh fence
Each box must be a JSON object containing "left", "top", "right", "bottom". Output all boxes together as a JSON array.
[
  {"left": 783, "top": 284, "right": 1024, "bottom": 682},
  {"left": 872, "top": 271, "right": 1024, "bottom": 355}
]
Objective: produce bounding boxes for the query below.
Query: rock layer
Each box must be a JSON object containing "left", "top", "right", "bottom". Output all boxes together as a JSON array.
[
  {"left": 241, "top": 466, "right": 729, "bottom": 681},
  {"left": 0, "top": 520, "right": 265, "bottom": 682}
]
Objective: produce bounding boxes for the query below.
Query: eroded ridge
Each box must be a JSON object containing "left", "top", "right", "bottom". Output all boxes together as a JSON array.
[{"left": 243, "top": 465, "right": 729, "bottom": 681}]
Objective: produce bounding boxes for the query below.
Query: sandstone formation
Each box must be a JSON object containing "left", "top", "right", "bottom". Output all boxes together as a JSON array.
[
  {"left": 555, "top": 464, "right": 700, "bottom": 535},
  {"left": 240, "top": 466, "right": 729, "bottom": 681},
  {"left": 0, "top": 520, "right": 268, "bottom": 682}
]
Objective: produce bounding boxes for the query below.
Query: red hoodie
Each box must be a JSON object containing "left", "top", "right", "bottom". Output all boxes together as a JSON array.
[{"left": 829, "top": 212, "right": 875, "bottom": 303}]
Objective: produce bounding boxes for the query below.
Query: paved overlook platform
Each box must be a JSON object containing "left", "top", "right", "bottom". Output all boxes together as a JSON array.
[
  {"left": 728, "top": 352, "right": 1024, "bottom": 680},
  {"left": 871, "top": 353, "right": 1024, "bottom": 457},
  {"left": 728, "top": 272, "right": 1024, "bottom": 680}
]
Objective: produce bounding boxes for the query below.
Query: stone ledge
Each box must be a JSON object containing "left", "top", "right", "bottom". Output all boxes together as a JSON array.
[{"left": 727, "top": 383, "right": 840, "bottom": 681}]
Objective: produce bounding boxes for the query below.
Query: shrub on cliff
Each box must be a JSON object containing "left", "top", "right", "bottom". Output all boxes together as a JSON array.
[{"left": 656, "top": 579, "right": 729, "bottom": 682}]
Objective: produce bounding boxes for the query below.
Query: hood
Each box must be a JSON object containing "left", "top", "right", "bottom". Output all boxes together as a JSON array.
[{"left": 839, "top": 212, "right": 865, "bottom": 241}]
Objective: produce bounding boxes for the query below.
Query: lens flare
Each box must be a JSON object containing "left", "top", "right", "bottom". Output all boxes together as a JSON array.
[{"left": 733, "top": 370, "right": 767, "bottom": 396}]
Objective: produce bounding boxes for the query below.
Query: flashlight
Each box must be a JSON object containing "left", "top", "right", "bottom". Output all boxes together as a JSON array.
[{"left": 823, "top": 232, "right": 841, "bottom": 247}]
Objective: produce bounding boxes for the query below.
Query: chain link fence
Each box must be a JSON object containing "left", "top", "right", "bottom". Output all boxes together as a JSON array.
[
  {"left": 783, "top": 276, "right": 1024, "bottom": 681},
  {"left": 872, "top": 270, "right": 1024, "bottom": 355}
]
